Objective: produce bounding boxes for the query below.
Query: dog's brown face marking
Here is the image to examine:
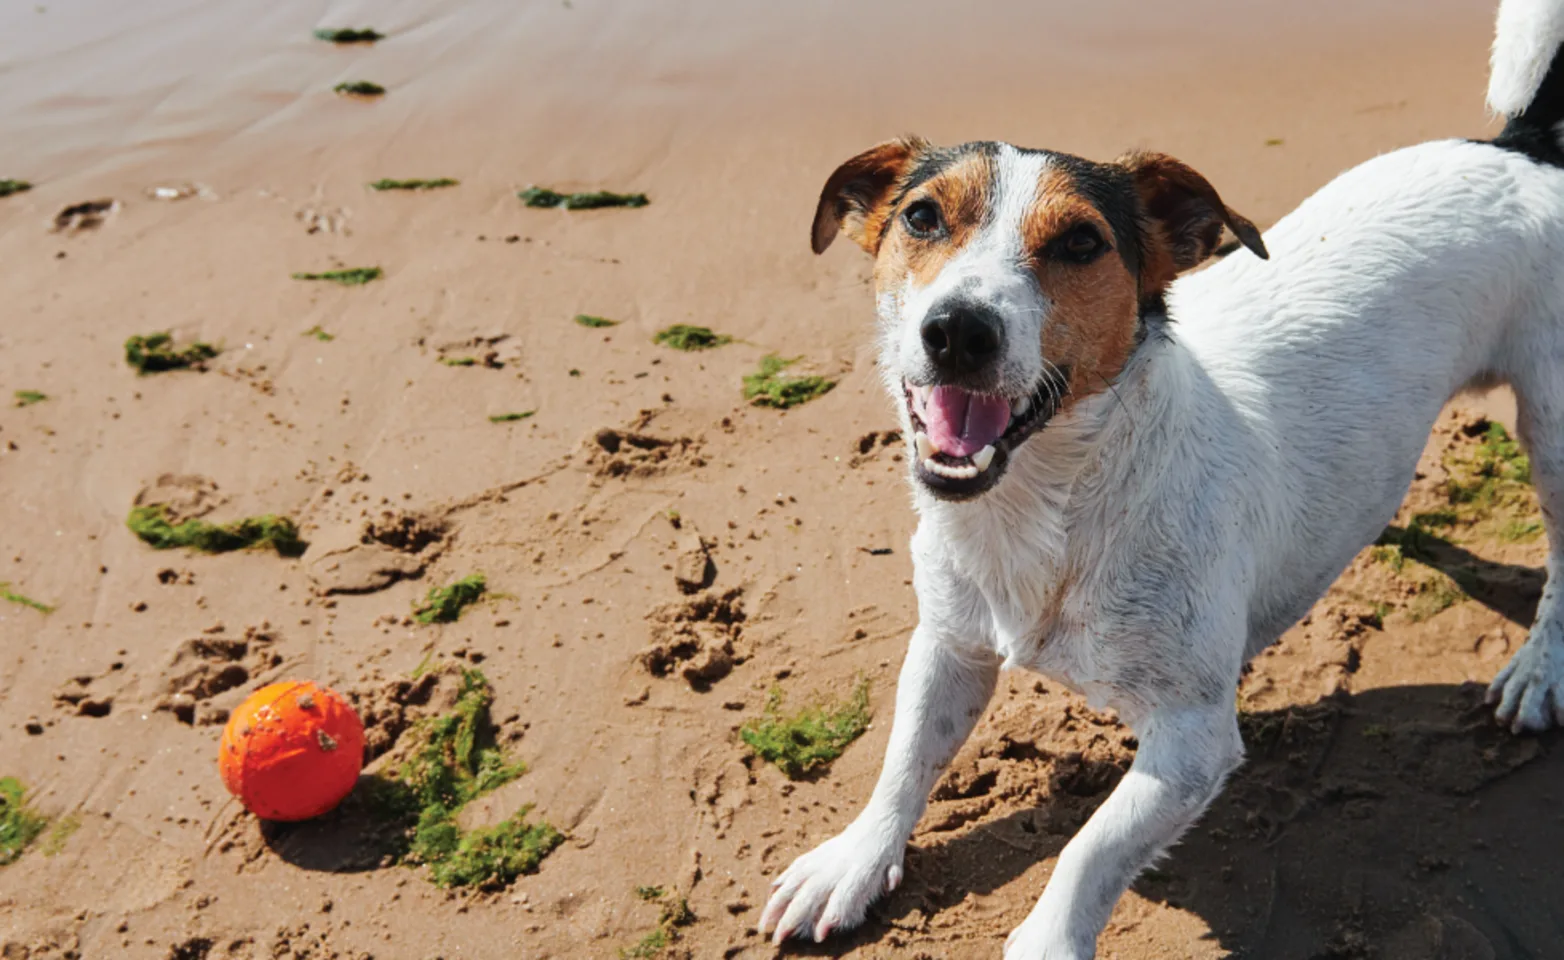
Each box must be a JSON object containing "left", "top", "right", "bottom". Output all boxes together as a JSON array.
[
  {"left": 1022, "top": 166, "right": 1143, "bottom": 413},
  {"left": 810, "top": 139, "right": 1267, "bottom": 497},
  {"left": 870, "top": 149, "right": 996, "bottom": 292}
]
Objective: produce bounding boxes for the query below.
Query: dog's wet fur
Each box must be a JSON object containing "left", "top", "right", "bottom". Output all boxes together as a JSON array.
[{"left": 763, "top": 1, "right": 1564, "bottom": 956}]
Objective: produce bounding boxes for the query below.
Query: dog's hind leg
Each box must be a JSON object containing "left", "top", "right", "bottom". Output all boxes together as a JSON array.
[{"left": 1488, "top": 372, "right": 1564, "bottom": 732}]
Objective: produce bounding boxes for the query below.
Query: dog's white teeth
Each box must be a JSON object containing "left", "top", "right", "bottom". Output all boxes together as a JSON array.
[
  {"left": 972, "top": 445, "right": 995, "bottom": 472},
  {"left": 923, "top": 458, "right": 980, "bottom": 480},
  {"left": 1012, "top": 396, "right": 1030, "bottom": 418},
  {"left": 915, "top": 433, "right": 936, "bottom": 460}
]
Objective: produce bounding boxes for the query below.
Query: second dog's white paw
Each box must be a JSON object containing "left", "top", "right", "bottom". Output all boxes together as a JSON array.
[
  {"left": 759, "top": 824, "right": 904, "bottom": 944},
  {"left": 1488, "top": 630, "right": 1564, "bottom": 734}
]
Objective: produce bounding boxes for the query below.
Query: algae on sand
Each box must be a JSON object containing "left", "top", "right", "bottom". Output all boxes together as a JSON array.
[
  {"left": 518, "top": 186, "right": 649, "bottom": 210},
  {"left": 0, "top": 777, "right": 48, "bottom": 867},
  {"left": 14, "top": 390, "right": 46, "bottom": 406},
  {"left": 653, "top": 324, "right": 730, "bottom": 351},
  {"left": 370, "top": 178, "right": 458, "bottom": 191},
  {"left": 743, "top": 354, "right": 836, "bottom": 409},
  {"left": 0, "top": 179, "right": 30, "bottom": 198},
  {"left": 334, "top": 81, "right": 386, "bottom": 97},
  {"left": 124, "top": 333, "right": 219, "bottom": 374},
  {"left": 741, "top": 677, "right": 871, "bottom": 779},
  {"left": 126, "top": 504, "right": 306, "bottom": 557},
  {"left": 423, "top": 811, "right": 562, "bottom": 888},
  {"left": 40, "top": 814, "right": 80, "bottom": 857},
  {"left": 573, "top": 314, "right": 619, "bottom": 328},
  {"left": 488, "top": 411, "right": 535, "bottom": 423},
  {"left": 292, "top": 267, "right": 382, "bottom": 286},
  {"left": 314, "top": 27, "right": 384, "bottom": 43},
  {"left": 414, "top": 574, "right": 487, "bottom": 624},
  {"left": 1, "top": 583, "right": 54, "bottom": 614},
  {"left": 304, "top": 325, "right": 335, "bottom": 342},
  {"left": 619, "top": 886, "right": 696, "bottom": 958},
  {"left": 370, "top": 668, "right": 563, "bottom": 889}
]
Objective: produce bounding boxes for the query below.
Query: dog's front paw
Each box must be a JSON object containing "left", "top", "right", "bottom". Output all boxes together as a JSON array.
[
  {"left": 1003, "top": 915, "right": 1091, "bottom": 960},
  {"left": 759, "top": 824, "right": 903, "bottom": 944},
  {"left": 1488, "top": 631, "right": 1564, "bottom": 733}
]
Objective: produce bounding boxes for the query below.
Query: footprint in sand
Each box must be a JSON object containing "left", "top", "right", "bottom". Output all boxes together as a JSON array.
[
  {"left": 586, "top": 427, "right": 706, "bottom": 480},
  {"left": 638, "top": 586, "right": 747, "bottom": 690}
]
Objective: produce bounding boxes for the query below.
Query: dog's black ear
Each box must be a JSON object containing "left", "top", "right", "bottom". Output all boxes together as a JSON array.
[
  {"left": 1119, "top": 151, "right": 1267, "bottom": 280},
  {"left": 811, "top": 137, "right": 927, "bottom": 255}
]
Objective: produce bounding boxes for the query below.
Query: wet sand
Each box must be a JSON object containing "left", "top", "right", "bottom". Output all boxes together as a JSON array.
[{"left": 4, "top": 1, "right": 1558, "bottom": 957}]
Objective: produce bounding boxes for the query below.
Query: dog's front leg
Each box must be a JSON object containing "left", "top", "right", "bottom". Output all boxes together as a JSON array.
[
  {"left": 1004, "top": 702, "right": 1242, "bottom": 959},
  {"left": 760, "top": 620, "right": 1000, "bottom": 943}
]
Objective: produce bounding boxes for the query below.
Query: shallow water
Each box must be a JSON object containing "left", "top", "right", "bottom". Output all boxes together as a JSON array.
[{"left": 1, "top": 0, "right": 1494, "bottom": 199}]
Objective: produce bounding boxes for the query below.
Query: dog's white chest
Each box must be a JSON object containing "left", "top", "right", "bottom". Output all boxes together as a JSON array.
[{"left": 983, "top": 583, "right": 1096, "bottom": 693}]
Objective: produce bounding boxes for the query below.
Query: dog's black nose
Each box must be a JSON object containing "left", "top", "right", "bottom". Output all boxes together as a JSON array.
[{"left": 921, "top": 300, "right": 1003, "bottom": 377}]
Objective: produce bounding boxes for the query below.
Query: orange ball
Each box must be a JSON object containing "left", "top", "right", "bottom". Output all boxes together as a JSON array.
[{"left": 218, "top": 680, "right": 364, "bottom": 821}]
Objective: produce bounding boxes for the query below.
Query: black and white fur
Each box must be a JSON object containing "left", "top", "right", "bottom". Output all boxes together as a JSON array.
[{"left": 761, "top": 1, "right": 1564, "bottom": 956}]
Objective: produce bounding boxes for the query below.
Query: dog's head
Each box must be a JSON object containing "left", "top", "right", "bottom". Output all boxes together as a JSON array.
[{"left": 813, "top": 139, "right": 1267, "bottom": 501}]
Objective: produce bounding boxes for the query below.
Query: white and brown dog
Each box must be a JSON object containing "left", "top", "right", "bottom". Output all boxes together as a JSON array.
[{"left": 760, "top": 0, "right": 1564, "bottom": 956}]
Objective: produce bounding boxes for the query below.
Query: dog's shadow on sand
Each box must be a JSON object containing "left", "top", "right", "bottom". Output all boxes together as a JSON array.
[
  {"left": 1380, "top": 522, "right": 1546, "bottom": 627},
  {"left": 783, "top": 684, "right": 1563, "bottom": 959}
]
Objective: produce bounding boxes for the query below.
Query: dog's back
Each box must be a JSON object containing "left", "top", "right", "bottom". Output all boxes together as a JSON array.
[{"left": 1156, "top": 14, "right": 1564, "bottom": 650}]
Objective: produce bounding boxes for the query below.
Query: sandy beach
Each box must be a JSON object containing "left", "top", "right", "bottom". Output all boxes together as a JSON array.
[{"left": 3, "top": 1, "right": 1558, "bottom": 957}]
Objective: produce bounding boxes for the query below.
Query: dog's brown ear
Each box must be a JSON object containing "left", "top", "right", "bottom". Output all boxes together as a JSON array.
[
  {"left": 811, "top": 137, "right": 927, "bottom": 255},
  {"left": 1119, "top": 151, "right": 1267, "bottom": 289}
]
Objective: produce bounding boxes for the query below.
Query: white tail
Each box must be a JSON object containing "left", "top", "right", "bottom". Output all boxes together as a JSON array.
[{"left": 1488, "top": 0, "right": 1564, "bottom": 116}]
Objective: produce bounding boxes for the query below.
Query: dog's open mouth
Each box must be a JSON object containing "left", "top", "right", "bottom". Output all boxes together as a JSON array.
[{"left": 905, "top": 377, "right": 1063, "bottom": 499}]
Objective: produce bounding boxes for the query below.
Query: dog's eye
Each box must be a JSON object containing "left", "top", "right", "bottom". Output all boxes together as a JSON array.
[
  {"left": 1053, "top": 224, "right": 1106, "bottom": 264},
  {"left": 902, "top": 200, "right": 942, "bottom": 238}
]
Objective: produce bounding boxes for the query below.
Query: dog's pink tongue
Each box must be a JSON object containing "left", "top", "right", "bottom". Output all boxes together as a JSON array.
[{"left": 924, "top": 386, "right": 1010, "bottom": 459}]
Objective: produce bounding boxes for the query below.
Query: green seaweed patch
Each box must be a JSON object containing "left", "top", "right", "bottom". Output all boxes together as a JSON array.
[
  {"left": 1, "top": 583, "right": 53, "bottom": 614},
  {"left": 125, "top": 333, "right": 219, "bottom": 374},
  {"left": 1446, "top": 421, "right": 1532, "bottom": 508},
  {"left": 1371, "top": 515, "right": 1443, "bottom": 573},
  {"left": 293, "top": 267, "right": 382, "bottom": 286},
  {"left": 40, "top": 813, "right": 80, "bottom": 857},
  {"left": 422, "top": 810, "right": 562, "bottom": 888},
  {"left": 126, "top": 504, "right": 306, "bottom": 557},
  {"left": 1409, "top": 420, "right": 1543, "bottom": 545},
  {"left": 621, "top": 928, "right": 668, "bottom": 959},
  {"left": 574, "top": 314, "right": 618, "bottom": 329},
  {"left": 370, "top": 178, "right": 458, "bottom": 191},
  {"left": 304, "top": 325, "right": 335, "bottom": 342},
  {"left": 414, "top": 574, "right": 486, "bottom": 624},
  {"left": 1408, "top": 573, "right": 1468, "bottom": 622},
  {"left": 314, "top": 27, "right": 384, "bottom": 43},
  {"left": 334, "top": 81, "right": 386, "bottom": 97},
  {"left": 14, "top": 390, "right": 46, "bottom": 407},
  {"left": 488, "top": 411, "right": 535, "bottom": 423},
  {"left": 519, "top": 187, "right": 648, "bottom": 210},
  {"left": 440, "top": 356, "right": 477, "bottom": 367},
  {"left": 370, "top": 669, "right": 563, "bottom": 888},
  {"left": 0, "top": 180, "right": 30, "bottom": 198},
  {"left": 0, "top": 777, "right": 48, "bottom": 867},
  {"left": 742, "top": 354, "right": 836, "bottom": 409},
  {"left": 653, "top": 325, "right": 729, "bottom": 351},
  {"left": 741, "top": 677, "right": 871, "bottom": 779},
  {"left": 620, "top": 887, "right": 696, "bottom": 958},
  {"left": 1501, "top": 517, "right": 1544, "bottom": 542}
]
